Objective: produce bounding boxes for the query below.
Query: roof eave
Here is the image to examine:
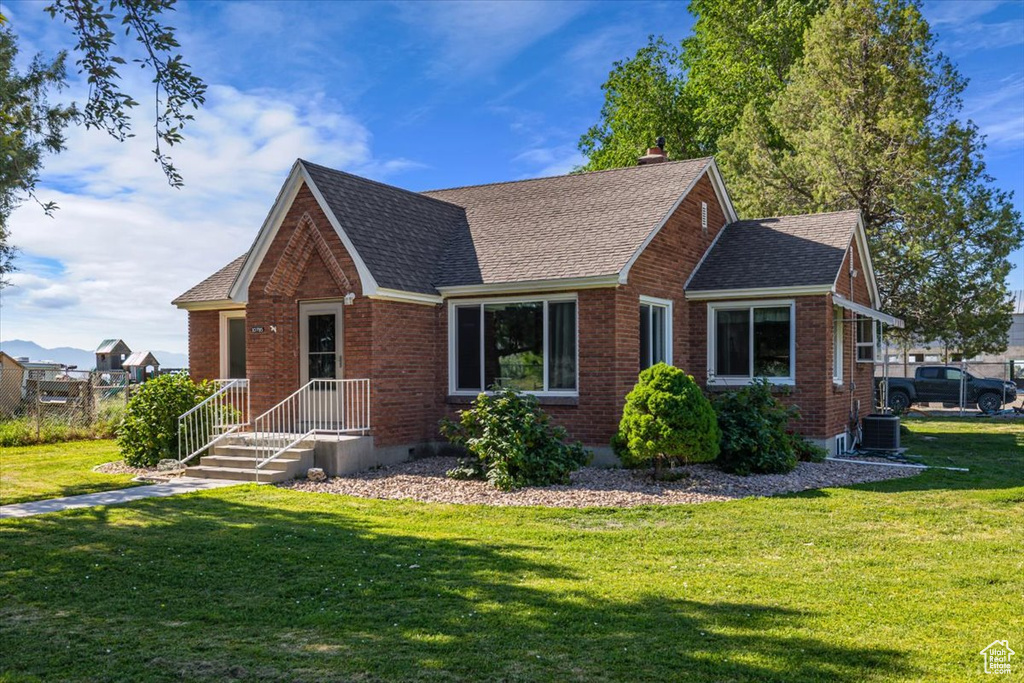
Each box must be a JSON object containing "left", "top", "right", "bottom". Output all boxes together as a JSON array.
[
  {"left": 173, "top": 298, "right": 246, "bottom": 312},
  {"left": 226, "top": 160, "right": 381, "bottom": 305},
  {"left": 438, "top": 274, "right": 620, "bottom": 297},
  {"left": 685, "top": 284, "right": 835, "bottom": 300}
]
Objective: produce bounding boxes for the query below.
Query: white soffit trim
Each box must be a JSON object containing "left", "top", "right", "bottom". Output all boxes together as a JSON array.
[
  {"left": 831, "top": 213, "right": 880, "bottom": 308},
  {"left": 227, "top": 160, "right": 381, "bottom": 303},
  {"left": 686, "top": 284, "right": 833, "bottom": 300},
  {"left": 618, "top": 159, "right": 739, "bottom": 285},
  {"left": 174, "top": 299, "right": 246, "bottom": 312},
  {"left": 437, "top": 274, "right": 619, "bottom": 297},
  {"left": 705, "top": 158, "right": 739, "bottom": 224},
  {"left": 833, "top": 293, "right": 903, "bottom": 328},
  {"left": 854, "top": 215, "right": 880, "bottom": 308},
  {"left": 369, "top": 288, "right": 443, "bottom": 305},
  {"left": 617, "top": 159, "right": 713, "bottom": 285}
]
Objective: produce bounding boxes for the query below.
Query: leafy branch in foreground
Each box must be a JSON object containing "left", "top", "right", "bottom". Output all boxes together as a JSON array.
[{"left": 43, "top": 0, "right": 206, "bottom": 188}]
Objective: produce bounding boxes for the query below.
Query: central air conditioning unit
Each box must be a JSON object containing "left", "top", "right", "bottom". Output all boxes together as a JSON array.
[{"left": 860, "top": 414, "right": 901, "bottom": 451}]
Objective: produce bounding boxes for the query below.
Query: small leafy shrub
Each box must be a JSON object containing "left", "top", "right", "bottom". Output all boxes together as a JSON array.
[
  {"left": 714, "top": 379, "right": 798, "bottom": 475},
  {"left": 615, "top": 363, "right": 720, "bottom": 477},
  {"left": 439, "top": 388, "right": 590, "bottom": 491},
  {"left": 118, "top": 374, "right": 214, "bottom": 467},
  {"left": 790, "top": 433, "right": 828, "bottom": 462}
]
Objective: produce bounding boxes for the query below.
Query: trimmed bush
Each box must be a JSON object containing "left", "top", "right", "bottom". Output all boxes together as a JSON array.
[
  {"left": 439, "top": 388, "right": 591, "bottom": 491},
  {"left": 713, "top": 379, "right": 798, "bottom": 475},
  {"left": 615, "top": 363, "right": 720, "bottom": 476},
  {"left": 118, "top": 374, "right": 214, "bottom": 467}
]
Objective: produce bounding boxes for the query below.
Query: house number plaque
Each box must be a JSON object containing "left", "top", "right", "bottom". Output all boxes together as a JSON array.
[{"left": 250, "top": 326, "right": 265, "bottom": 334}]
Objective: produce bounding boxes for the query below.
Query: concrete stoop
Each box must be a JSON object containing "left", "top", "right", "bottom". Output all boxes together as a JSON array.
[{"left": 185, "top": 433, "right": 376, "bottom": 482}]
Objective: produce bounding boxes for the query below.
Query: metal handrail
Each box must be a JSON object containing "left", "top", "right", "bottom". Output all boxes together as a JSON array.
[
  {"left": 177, "top": 379, "right": 250, "bottom": 465},
  {"left": 248, "top": 379, "right": 370, "bottom": 480}
]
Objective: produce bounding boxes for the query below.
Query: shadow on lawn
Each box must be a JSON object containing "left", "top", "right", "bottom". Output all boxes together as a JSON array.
[{"left": 1, "top": 494, "right": 915, "bottom": 683}]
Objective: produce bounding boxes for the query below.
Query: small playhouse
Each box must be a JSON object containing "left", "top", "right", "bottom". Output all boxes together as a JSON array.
[
  {"left": 95, "top": 339, "right": 132, "bottom": 372},
  {"left": 122, "top": 351, "right": 160, "bottom": 383}
]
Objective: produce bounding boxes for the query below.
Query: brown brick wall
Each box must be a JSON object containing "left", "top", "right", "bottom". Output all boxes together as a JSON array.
[
  {"left": 824, "top": 238, "right": 876, "bottom": 443},
  {"left": 245, "top": 182, "right": 369, "bottom": 419},
  {"left": 183, "top": 170, "right": 878, "bottom": 451},
  {"left": 188, "top": 310, "right": 221, "bottom": 382}
]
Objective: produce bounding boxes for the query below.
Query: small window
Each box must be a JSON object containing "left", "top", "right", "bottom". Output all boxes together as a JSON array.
[
  {"left": 640, "top": 298, "right": 672, "bottom": 370},
  {"left": 919, "top": 367, "right": 942, "bottom": 380},
  {"left": 945, "top": 368, "right": 963, "bottom": 382},
  {"left": 924, "top": 354, "right": 940, "bottom": 363},
  {"left": 856, "top": 318, "right": 876, "bottom": 363},
  {"left": 832, "top": 308, "right": 844, "bottom": 384}
]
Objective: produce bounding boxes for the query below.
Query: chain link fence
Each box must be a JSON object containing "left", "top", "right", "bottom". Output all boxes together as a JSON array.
[
  {"left": 875, "top": 359, "right": 1024, "bottom": 414},
  {"left": 0, "top": 369, "right": 135, "bottom": 440}
]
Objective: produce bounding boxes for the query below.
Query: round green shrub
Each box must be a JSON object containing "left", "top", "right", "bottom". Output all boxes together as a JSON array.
[
  {"left": 118, "top": 373, "right": 214, "bottom": 467},
  {"left": 439, "top": 387, "right": 591, "bottom": 491},
  {"left": 713, "top": 378, "right": 798, "bottom": 475},
  {"left": 615, "top": 363, "right": 720, "bottom": 474}
]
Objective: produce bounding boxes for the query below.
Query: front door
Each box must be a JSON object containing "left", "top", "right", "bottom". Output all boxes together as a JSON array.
[
  {"left": 299, "top": 302, "right": 344, "bottom": 431},
  {"left": 300, "top": 301, "right": 344, "bottom": 384}
]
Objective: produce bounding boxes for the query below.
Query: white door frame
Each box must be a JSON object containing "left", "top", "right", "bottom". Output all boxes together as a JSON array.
[{"left": 299, "top": 300, "right": 345, "bottom": 383}]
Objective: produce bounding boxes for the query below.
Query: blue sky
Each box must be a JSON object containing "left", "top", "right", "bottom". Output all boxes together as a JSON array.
[{"left": 2, "top": 0, "right": 1022, "bottom": 356}]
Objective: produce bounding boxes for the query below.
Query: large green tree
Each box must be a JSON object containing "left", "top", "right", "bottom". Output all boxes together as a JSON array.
[
  {"left": 579, "top": 0, "right": 1022, "bottom": 354},
  {"left": 718, "top": 0, "right": 1021, "bottom": 351},
  {"left": 578, "top": 0, "right": 826, "bottom": 170},
  {"left": 0, "top": 0, "right": 205, "bottom": 283}
]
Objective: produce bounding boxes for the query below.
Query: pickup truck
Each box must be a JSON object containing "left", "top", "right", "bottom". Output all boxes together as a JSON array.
[{"left": 878, "top": 365, "right": 1018, "bottom": 413}]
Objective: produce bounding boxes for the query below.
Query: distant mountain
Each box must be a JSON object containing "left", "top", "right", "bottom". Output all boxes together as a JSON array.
[{"left": 0, "top": 339, "right": 188, "bottom": 370}]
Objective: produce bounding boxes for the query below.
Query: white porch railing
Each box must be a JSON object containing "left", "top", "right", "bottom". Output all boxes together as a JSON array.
[
  {"left": 177, "top": 379, "right": 250, "bottom": 465},
  {"left": 250, "top": 379, "right": 370, "bottom": 477}
]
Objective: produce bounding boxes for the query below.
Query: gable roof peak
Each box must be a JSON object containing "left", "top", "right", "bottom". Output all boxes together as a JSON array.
[{"left": 419, "top": 156, "right": 714, "bottom": 195}]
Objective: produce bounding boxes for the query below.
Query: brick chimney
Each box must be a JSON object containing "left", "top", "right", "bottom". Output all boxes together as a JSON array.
[{"left": 638, "top": 136, "right": 667, "bottom": 165}]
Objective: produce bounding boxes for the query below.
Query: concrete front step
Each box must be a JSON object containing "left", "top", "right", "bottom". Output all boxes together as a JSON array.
[
  {"left": 198, "top": 454, "right": 305, "bottom": 472},
  {"left": 184, "top": 465, "right": 292, "bottom": 483},
  {"left": 209, "top": 443, "right": 315, "bottom": 459}
]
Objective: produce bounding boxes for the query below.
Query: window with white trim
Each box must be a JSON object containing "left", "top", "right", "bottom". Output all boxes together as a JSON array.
[
  {"left": 709, "top": 302, "right": 795, "bottom": 384},
  {"left": 856, "top": 318, "right": 877, "bottom": 363},
  {"left": 832, "top": 308, "right": 844, "bottom": 384},
  {"left": 640, "top": 296, "right": 672, "bottom": 370},
  {"left": 451, "top": 297, "right": 577, "bottom": 394},
  {"left": 219, "top": 310, "right": 246, "bottom": 379}
]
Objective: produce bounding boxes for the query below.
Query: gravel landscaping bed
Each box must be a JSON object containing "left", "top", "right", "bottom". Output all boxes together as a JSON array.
[
  {"left": 280, "top": 456, "right": 918, "bottom": 508},
  {"left": 93, "top": 460, "right": 184, "bottom": 479}
]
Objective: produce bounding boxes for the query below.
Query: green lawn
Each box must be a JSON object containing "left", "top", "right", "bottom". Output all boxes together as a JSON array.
[
  {"left": 0, "top": 439, "right": 139, "bottom": 506},
  {"left": 1, "top": 418, "right": 1021, "bottom": 682}
]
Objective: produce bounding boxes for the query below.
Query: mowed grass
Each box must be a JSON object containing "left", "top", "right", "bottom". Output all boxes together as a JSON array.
[
  {"left": 0, "top": 418, "right": 1021, "bottom": 682},
  {"left": 0, "top": 439, "right": 139, "bottom": 505}
]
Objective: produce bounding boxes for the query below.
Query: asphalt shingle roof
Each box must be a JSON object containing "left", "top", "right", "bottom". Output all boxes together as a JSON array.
[
  {"left": 172, "top": 254, "right": 247, "bottom": 305},
  {"left": 686, "top": 210, "right": 860, "bottom": 292},
  {"left": 422, "top": 158, "right": 711, "bottom": 287},
  {"left": 300, "top": 161, "right": 469, "bottom": 295},
  {"left": 174, "top": 157, "right": 764, "bottom": 303}
]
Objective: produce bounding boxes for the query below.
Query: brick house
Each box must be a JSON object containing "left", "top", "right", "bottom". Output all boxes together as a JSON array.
[{"left": 173, "top": 147, "right": 899, "bottom": 469}]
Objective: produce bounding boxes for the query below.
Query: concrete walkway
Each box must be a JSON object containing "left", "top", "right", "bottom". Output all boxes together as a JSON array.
[{"left": 0, "top": 477, "right": 248, "bottom": 519}]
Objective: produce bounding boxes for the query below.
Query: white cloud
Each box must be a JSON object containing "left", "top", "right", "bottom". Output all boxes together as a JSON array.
[
  {"left": 396, "top": 0, "right": 588, "bottom": 80},
  {"left": 4, "top": 84, "right": 420, "bottom": 354}
]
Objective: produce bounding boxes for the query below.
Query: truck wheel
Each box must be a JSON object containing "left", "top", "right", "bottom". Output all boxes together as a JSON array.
[
  {"left": 976, "top": 392, "right": 1001, "bottom": 414},
  {"left": 888, "top": 390, "right": 911, "bottom": 414}
]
